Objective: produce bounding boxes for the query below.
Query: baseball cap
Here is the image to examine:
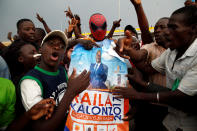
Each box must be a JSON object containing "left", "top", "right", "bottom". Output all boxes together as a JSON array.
[{"left": 41, "top": 30, "right": 68, "bottom": 47}]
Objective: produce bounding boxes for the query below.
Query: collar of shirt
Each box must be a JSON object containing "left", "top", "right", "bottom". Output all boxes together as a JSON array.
[{"left": 178, "top": 38, "right": 197, "bottom": 60}]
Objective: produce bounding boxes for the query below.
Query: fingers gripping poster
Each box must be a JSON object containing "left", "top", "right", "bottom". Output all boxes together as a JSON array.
[{"left": 66, "top": 39, "right": 129, "bottom": 131}]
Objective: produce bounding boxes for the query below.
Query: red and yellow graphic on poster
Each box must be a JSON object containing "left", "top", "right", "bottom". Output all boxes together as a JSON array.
[{"left": 66, "top": 90, "right": 129, "bottom": 131}]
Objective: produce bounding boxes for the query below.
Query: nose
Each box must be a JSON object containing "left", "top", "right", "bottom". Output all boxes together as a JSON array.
[
  {"left": 53, "top": 45, "right": 61, "bottom": 50},
  {"left": 155, "top": 27, "right": 161, "bottom": 34},
  {"left": 30, "top": 29, "right": 35, "bottom": 35}
]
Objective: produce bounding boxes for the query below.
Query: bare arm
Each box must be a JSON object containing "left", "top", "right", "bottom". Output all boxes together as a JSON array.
[
  {"left": 7, "top": 32, "right": 13, "bottom": 42},
  {"left": 130, "top": 0, "right": 153, "bottom": 44},
  {"left": 113, "top": 82, "right": 196, "bottom": 112},
  {"left": 36, "top": 13, "right": 51, "bottom": 33},
  {"left": 107, "top": 19, "right": 121, "bottom": 39},
  {"left": 64, "top": 6, "right": 74, "bottom": 19},
  {"left": 73, "top": 24, "right": 85, "bottom": 39},
  {"left": 116, "top": 38, "right": 148, "bottom": 62},
  {"left": 28, "top": 69, "right": 90, "bottom": 131},
  {"left": 6, "top": 99, "right": 56, "bottom": 131}
]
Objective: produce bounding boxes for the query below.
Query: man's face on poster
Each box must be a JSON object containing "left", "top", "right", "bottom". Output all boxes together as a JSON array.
[{"left": 96, "top": 51, "right": 101, "bottom": 63}]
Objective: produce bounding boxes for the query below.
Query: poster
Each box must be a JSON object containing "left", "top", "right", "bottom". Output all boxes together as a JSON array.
[{"left": 66, "top": 39, "right": 129, "bottom": 131}]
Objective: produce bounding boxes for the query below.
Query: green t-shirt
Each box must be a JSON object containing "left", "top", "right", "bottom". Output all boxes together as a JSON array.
[{"left": 0, "top": 78, "right": 16, "bottom": 128}]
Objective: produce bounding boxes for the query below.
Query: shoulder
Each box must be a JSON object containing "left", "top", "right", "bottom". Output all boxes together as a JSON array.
[
  {"left": 141, "top": 42, "right": 156, "bottom": 50},
  {"left": 102, "top": 63, "right": 108, "bottom": 69},
  {"left": 0, "top": 77, "right": 15, "bottom": 94}
]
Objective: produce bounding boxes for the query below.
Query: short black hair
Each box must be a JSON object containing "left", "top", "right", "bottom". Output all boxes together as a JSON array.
[
  {"left": 124, "top": 25, "right": 138, "bottom": 38},
  {"left": 159, "top": 17, "right": 170, "bottom": 21},
  {"left": 17, "top": 18, "right": 33, "bottom": 30},
  {"left": 172, "top": 5, "right": 197, "bottom": 26},
  {"left": 35, "top": 28, "right": 46, "bottom": 39},
  {"left": 2, "top": 40, "right": 31, "bottom": 80}
]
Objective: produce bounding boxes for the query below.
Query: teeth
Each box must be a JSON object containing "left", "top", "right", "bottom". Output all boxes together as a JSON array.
[{"left": 33, "top": 54, "right": 41, "bottom": 58}]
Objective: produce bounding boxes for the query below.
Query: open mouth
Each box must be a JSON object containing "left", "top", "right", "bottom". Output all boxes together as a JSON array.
[{"left": 50, "top": 52, "right": 59, "bottom": 61}]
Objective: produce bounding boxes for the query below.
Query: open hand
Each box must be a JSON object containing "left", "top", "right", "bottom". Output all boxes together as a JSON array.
[
  {"left": 67, "top": 68, "right": 90, "bottom": 97},
  {"left": 114, "top": 38, "right": 130, "bottom": 59},
  {"left": 36, "top": 13, "right": 44, "bottom": 23},
  {"left": 64, "top": 6, "right": 74, "bottom": 19},
  {"left": 113, "top": 19, "right": 121, "bottom": 28},
  {"left": 27, "top": 98, "right": 56, "bottom": 120},
  {"left": 68, "top": 18, "right": 77, "bottom": 33},
  {"left": 7, "top": 32, "right": 12, "bottom": 41}
]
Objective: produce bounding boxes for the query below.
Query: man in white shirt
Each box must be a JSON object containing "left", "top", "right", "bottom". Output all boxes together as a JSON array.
[{"left": 113, "top": 5, "right": 197, "bottom": 131}]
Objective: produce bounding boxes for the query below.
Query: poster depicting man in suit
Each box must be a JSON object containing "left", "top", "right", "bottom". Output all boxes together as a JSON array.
[
  {"left": 89, "top": 50, "right": 108, "bottom": 89},
  {"left": 67, "top": 39, "right": 129, "bottom": 131}
]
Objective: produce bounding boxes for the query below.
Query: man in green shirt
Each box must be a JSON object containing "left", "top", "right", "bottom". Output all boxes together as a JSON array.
[{"left": 0, "top": 77, "right": 16, "bottom": 130}]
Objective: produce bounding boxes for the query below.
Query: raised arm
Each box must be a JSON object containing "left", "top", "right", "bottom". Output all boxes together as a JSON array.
[
  {"left": 7, "top": 32, "right": 13, "bottom": 42},
  {"left": 64, "top": 6, "right": 74, "bottom": 19},
  {"left": 115, "top": 38, "right": 157, "bottom": 74},
  {"left": 36, "top": 13, "right": 51, "bottom": 33},
  {"left": 116, "top": 38, "right": 148, "bottom": 62},
  {"left": 130, "top": 0, "right": 153, "bottom": 44},
  {"left": 107, "top": 19, "right": 121, "bottom": 39},
  {"left": 73, "top": 18, "right": 85, "bottom": 39}
]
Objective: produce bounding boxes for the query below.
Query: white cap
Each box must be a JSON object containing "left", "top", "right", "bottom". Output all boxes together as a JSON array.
[{"left": 41, "top": 30, "right": 68, "bottom": 47}]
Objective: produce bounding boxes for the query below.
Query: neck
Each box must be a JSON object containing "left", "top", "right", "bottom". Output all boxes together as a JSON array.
[
  {"left": 126, "top": 35, "right": 132, "bottom": 39},
  {"left": 176, "top": 37, "right": 196, "bottom": 60},
  {"left": 39, "top": 62, "right": 58, "bottom": 72}
]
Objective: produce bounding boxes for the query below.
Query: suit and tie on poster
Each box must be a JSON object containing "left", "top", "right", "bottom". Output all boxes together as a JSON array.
[
  {"left": 90, "top": 50, "right": 108, "bottom": 89},
  {"left": 66, "top": 39, "right": 129, "bottom": 131}
]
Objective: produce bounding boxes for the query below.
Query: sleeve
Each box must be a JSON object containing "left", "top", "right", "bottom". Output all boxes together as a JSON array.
[
  {"left": 20, "top": 79, "right": 43, "bottom": 111},
  {"left": 151, "top": 49, "right": 169, "bottom": 75},
  {"left": 1, "top": 80, "right": 16, "bottom": 127},
  {"left": 178, "top": 65, "right": 197, "bottom": 96}
]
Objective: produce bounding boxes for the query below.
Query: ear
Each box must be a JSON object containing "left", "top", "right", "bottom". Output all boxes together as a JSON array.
[
  {"left": 38, "top": 48, "right": 42, "bottom": 54},
  {"left": 18, "top": 56, "right": 24, "bottom": 63},
  {"left": 191, "top": 24, "right": 197, "bottom": 36}
]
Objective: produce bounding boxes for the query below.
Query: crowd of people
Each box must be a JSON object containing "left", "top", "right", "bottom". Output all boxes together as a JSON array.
[{"left": 0, "top": 0, "right": 197, "bottom": 131}]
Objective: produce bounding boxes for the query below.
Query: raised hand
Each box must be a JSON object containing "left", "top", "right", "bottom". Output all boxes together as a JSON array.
[
  {"left": 68, "top": 18, "right": 77, "bottom": 33},
  {"left": 27, "top": 98, "right": 56, "bottom": 120},
  {"left": 114, "top": 38, "right": 130, "bottom": 59},
  {"left": 64, "top": 6, "right": 74, "bottom": 19},
  {"left": 67, "top": 68, "right": 90, "bottom": 97},
  {"left": 113, "top": 19, "right": 121, "bottom": 28},
  {"left": 36, "top": 13, "right": 44, "bottom": 23},
  {"left": 7, "top": 32, "right": 13, "bottom": 41}
]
